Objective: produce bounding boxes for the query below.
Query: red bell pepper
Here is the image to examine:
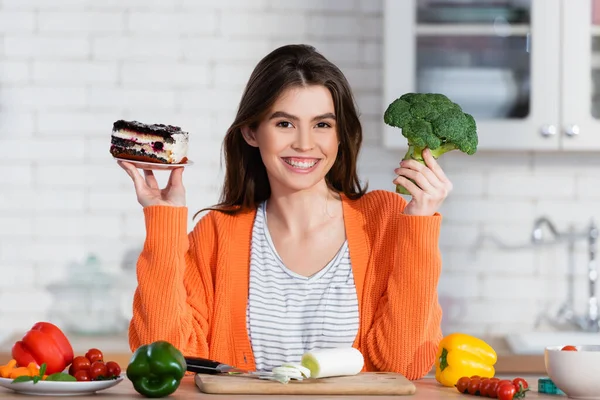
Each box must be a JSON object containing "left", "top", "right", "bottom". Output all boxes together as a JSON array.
[{"left": 12, "top": 322, "right": 74, "bottom": 375}]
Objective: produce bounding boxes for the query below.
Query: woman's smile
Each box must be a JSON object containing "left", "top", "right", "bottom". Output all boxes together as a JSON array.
[{"left": 280, "top": 157, "right": 321, "bottom": 173}]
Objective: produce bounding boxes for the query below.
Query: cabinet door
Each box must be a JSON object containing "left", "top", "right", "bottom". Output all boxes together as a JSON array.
[
  {"left": 561, "top": 0, "right": 600, "bottom": 150},
  {"left": 383, "top": 0, "right": 561, "bottom": 151}
]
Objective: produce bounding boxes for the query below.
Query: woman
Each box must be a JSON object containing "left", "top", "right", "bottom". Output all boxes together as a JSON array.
[{"left": 119, "top": 44, "right": 452, "bottom": 380}]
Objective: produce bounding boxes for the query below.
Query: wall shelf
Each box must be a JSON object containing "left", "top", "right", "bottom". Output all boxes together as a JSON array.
[{"left": 416, "top": 23, "right": 530, "bottom": 37}]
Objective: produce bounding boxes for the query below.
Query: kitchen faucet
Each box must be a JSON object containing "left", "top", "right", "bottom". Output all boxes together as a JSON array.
[{"left": 531, "top": 217, "right": 599, "bottom": 332}]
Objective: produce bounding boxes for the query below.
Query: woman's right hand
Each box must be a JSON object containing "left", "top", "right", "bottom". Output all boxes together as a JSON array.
[{"left": 118, "top": 161, "right": 186, "bottom": 207}]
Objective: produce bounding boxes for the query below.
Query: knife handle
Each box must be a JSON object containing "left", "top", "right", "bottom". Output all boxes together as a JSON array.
[{"left": 184, "top": 356, "right": 222, "bottom": 374}]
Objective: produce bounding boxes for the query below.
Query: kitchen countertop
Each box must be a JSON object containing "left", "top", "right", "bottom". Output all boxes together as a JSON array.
[
  {"left": 0, "top": 375, "right": 559, "bottom": 399},
  {"left": 0, "top": 334, "right": 547, "bottom": 375},
  {"left": 483, "top": 336, "right": 546, "bottom": 374}
]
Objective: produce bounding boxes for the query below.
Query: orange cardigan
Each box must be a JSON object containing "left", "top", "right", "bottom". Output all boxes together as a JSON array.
[{"left": 129, "top": 190, "right": 443, "bottom": 380}]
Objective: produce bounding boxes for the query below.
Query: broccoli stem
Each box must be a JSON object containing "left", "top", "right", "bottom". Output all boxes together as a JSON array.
[
  {"left": 396, "top": 143, "right": 457, "bottom": 195},
  {"left": 403, "top": 142, "right": 457, "bottom": 162}
]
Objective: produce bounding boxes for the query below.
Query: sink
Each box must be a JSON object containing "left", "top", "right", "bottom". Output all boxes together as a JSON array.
[{"left": 506, "top": 331, "right": 600, "bottom": 355}]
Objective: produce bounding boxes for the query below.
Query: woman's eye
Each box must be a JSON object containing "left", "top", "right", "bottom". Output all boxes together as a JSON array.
[
  {"left": 316, "top": 122, "right": 331, "bottom": 128},
  {"left": 276, "top": 121, "right": 293, "bottom": 128}
]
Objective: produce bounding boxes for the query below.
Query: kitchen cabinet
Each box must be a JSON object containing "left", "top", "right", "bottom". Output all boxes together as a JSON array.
[{"left": 383, "top": 0, "right": 600, "bottom": 151}]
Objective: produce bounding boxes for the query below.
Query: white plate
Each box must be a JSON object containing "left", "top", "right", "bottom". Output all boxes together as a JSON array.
[
  {"left": 0, "top": 375, "right": 124, "bottom": 396},
  {"left": 114, "top": 157, "right": 194, "bottom": 170}
]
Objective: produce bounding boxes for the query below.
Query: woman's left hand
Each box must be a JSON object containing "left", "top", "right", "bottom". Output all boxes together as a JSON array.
[{"left": 393, "top": 148, "right": 453, "bottom": 216}]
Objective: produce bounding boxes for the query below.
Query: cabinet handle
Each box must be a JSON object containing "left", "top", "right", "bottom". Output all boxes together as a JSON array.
[
  {"left": 540, "top": 125, "right": 557, "bottom": 137},
  {"left": 565, "top": 125, "right": 580, "bottom": 137}
]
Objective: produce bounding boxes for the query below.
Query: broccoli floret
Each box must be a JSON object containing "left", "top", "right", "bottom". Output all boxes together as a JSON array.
[{"left": 383, "top": 92, "right": 478, "bottom": 195}]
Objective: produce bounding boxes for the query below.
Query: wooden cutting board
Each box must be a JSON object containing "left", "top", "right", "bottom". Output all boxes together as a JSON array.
[{"left": 195, "top": 372, "right": 417, "bottom": 395}]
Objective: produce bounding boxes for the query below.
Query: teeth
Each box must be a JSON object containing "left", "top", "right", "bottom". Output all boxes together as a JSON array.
[{"left": 284, "top": 159, "right": 318, "bottom": 169}]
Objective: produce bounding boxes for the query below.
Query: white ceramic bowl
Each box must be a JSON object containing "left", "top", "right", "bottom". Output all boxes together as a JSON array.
[{"left": 545, "top": 345, "right": 600, "bottom": 399}]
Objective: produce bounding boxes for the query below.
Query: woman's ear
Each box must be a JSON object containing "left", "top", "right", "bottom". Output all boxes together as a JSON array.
[{"left": 241, "top": 126, "right": 259, "bottom": 147}]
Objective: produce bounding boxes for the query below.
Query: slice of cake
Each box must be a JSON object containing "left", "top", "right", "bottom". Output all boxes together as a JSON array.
[{"left": 110, "top": 120, "right": 189, "bottom": 164}]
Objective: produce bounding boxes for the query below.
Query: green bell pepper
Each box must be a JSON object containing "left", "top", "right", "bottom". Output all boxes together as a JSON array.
[{"left": 126, "top": 341, "right": 187, "bottom": 398}]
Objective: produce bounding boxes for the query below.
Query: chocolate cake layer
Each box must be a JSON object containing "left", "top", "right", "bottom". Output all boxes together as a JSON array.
[{"left": 110, "top": 146, "right": 171, "bottom": 163}]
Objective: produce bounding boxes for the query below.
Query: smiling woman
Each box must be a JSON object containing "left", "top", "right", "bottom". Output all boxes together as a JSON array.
[{"left": 118, "top": 44, "right": 453, "bottom": 380}]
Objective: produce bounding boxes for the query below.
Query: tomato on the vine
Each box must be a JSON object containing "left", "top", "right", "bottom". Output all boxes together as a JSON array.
[
  {"left": 456, "top": 376, "right": 470, "bottom": 394},
  {"left": 453, "top": 375, "right": 528, "bottom": 399},
  {"left": 482, "top": 378, "right": 499, "bottom": 397},
  {"left": 467, "top": 378, "right": 481, "bottom": 396},
  {"left": 487, "top": 379, "right": 500, "bottom": 398},
  {"left": 497, "top": 382, "right": 517, "bottom": 400},
  {"left": 496, "top": 379, "right": 513, "bottom": 387},
  {"left": 512, "top": 377, "right": 529, "bottom": 390}
]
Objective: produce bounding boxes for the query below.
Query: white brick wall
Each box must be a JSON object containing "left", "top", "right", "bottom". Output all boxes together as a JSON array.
[{"left": 0, "top": 0, "right": 597, "bottom": 340}]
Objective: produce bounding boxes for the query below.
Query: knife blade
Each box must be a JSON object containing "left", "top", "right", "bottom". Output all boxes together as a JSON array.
[{"left": 184, "top": 356, "right": 252, "bottom": 375}]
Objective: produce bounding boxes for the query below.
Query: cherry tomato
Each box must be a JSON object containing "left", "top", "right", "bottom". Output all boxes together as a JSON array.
[
  {"left": 561, "top": 345, "right": 577, "bottom": 351},
  {"left": 456, "top": 376, "right": 471, "bottom": 394},
  {"left": 70, "top": 356, "right": 91, "bottom": 373},
  {"left": 488, "top": 380, "right": 500, "bottom": 398},
  {"left": 105, "top": 361, "right": 121, "bottom": 379},
  {"left": 85, "top": 348, "right": 103, "bottom": 363},
  {"left": 74, "top": 369, "right": 91, "bottom": 382},
  {"left": 89, "top": 361, "right": 107, "bottom": 380},
  {"left": 489, "top": 377, "right": 500, "bottom": 382},
  {"left": 470, "top": 375, "right": 481, "bottom": 380},
  {"left": 512, "top": 377, "right": 529, "bottom": 390},
  {"left": 497, "top": 379, "right": 513, "bottom": 387},
  {"left": 467, "top": 378, "right": 481, "bottom": 396},
  {"left": 497, "top": 382, "right": 516, "bottom": 400},
  {"left": 479, "top": 378, "right": 492, "bottom": 397}
]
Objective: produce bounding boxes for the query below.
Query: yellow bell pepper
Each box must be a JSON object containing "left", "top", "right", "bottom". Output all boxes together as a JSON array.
[{"left": 435, "top": 332, "right": 497, "bottom": 387}]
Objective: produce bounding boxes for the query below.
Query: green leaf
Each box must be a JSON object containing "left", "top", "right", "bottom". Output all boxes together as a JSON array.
[
  {"left": 32, "top": 376, "right": 40, "bottom": 384},
  {"left": 45, "top": 373, "right": 77, "bottom": 382},
  {"left": 38, "top": 363, "right": 47, "bottom": 377},
  {"left": 11, "top": 376, "right": 33, "bottom": 384}
]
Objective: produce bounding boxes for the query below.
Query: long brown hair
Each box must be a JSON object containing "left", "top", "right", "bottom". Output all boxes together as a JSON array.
[{"left": 196, "top": 44, "right": 367, "bottom": 218}]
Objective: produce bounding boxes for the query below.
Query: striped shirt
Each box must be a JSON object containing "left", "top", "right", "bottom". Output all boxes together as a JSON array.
[{"left": 246, "top": 201, "right": 360, "bottom": 372}]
